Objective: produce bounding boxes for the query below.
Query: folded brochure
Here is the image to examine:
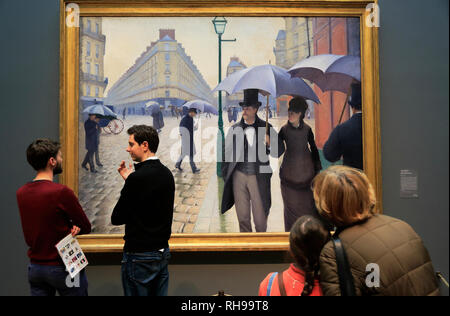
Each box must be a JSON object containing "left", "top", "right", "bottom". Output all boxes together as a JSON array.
[{"left": 55, "top": 234, "right": 88, "bottom": 279}]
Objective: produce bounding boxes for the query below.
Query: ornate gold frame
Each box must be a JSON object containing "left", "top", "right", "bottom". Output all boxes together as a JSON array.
[{"left": 60, "top": 0, "right": 381, "bottom": 253}]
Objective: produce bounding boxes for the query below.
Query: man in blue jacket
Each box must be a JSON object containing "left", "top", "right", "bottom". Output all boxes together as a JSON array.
[{"left": 323, "top": 82, "right": 363, "bottom": 170}]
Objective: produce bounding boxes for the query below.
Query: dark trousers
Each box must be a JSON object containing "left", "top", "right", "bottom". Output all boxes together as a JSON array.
[
  {"left": 28, "top": 264, "right": 88, "bottom": 296},
  {"left": 121, "top": 249, "right": 171, "bottom": 296},
  {"left": 95, "top": 150, "right": 101, "bottom": 165},
  {"left": 281, "top": 183, "right": 316, "bottom": 232},
  {"left": 176, "top": 154, "right": 197, "bottom": 172},
  {"left": 82, "top": 150, "right": 95, "bottom": 171}
]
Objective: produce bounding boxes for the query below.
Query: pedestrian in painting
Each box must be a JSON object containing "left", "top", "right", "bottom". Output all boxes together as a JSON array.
[
  {"left": 175, "top": 108, "right": 200, "bottom": 173},
  {"left": 152, "top": 109, "right": 165, "bottom": 134},
  {"left": 94, "top": 119, "right": 103, "bottom": 167},
  {"left": 221, "top": 89, "right": 285, "bottom": 232},
  {"left": 323, "top": 82, "right": 363, "bottom": 169},
  {"left": 111, "top": 125, "right": 175, "bottom": 296},
  {"left": 17, "top": 139, "right": 91, "bottom": 296},
  {"left": 81, "top": 114, "right": 100, "bottom": 173},
  {"left": 227, "top": 107, "right": 233, "bottom": 123},
  {"left": 232, "top": 107, "right": 239, "bottom": 123},
  {"left": 279, "top": 97, "right": 322, "bottom": 232}
]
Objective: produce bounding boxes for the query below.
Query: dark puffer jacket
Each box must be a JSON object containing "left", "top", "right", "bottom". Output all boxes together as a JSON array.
[{"left": 319, "top": 215, "right": 440, "bottom": 296}]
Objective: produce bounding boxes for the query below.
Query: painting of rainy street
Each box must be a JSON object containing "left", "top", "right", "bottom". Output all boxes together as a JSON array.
[{"left": 78, "top": 17, "right": 361, "bottom": 234}]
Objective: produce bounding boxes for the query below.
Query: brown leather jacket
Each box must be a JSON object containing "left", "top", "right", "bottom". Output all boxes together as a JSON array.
[{"left": 319, "top": 215, "right": 440, "bottom": 296}]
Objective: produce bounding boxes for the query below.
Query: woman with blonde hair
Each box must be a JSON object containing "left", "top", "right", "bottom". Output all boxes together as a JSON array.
[{"left": 314, "top": 166, "right": 440, "bottom": 296}]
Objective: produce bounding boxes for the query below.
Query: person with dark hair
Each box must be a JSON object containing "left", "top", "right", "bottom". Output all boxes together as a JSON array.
[
  {"left": 323, "top": 82, "right": 363, "bottom": 169},
  {"left": 111, "top": 125, "right": 175, "bottom": 296},
  {"left": 16, "top": 139, "right": 91, "bottom": 296},
  {"left": 279, "top": 96, "right": 322, "bottom": 232},
  {"left": 259, "top": 215, "right": 329, "bottom": 296},
  {"left": 221, "top": 89, "right": 285, "bottom": 233},
  {"left": 175, "top": 108, "right": 200, "bottom": 173},
  {"left": 315, "top": 166, "right": 440, "bottom": 296},
  {"left": 81, "top": 114, "right": 100, "bottom": 173}
]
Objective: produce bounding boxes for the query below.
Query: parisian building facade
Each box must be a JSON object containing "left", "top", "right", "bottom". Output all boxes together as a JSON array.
[
  {"left": 79, "top": 17, "right": 108, "bottom": 104},
  {"left": 273, "top": 17, "right": 315, "bottom": 116},
  {"left": 225, "top": 57, "right": 247, "bottom": 108},
  {"left": 274, "top": 17, "right": 314, "bottom": 70},
  {"left": 105, "top": 29, "right": 214, "bottom": 115}
]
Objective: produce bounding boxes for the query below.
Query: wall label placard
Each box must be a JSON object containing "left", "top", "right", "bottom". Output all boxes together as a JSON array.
[{"left": 400, "top": 170, "right": 419, "bottom": 199}]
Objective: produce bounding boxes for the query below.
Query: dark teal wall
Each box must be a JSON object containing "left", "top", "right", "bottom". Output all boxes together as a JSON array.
[{"left": 0, "top": 0, "right": 448, "bottom": 296}]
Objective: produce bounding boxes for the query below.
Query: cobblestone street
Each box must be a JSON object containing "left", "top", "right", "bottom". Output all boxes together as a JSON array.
[{"left": 78, "top": 114, "right": 314, "bottom": 234}]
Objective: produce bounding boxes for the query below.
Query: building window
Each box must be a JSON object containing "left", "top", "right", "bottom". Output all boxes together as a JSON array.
[
  {"left": 166, "top": 76, "right": 170, "bottom": 85},
  {"left": 95, "top": 87, "right": 99, "bottom": 97},
  {"left": 165, "top": 43, "right": 170, "bottom": 51},
  {"left": 86, "top": 85, "right": 91, "bottom": 96},
  {"left": 165, "top": 90, "right": 170, "bottom": 98},
  {"left": 165, "top": 53, "right": 170, "bottom": 61},
  {"left": 86, "top": 62, "right": 91, "bottom": 74},
  {"left": 87, "top": 20, "right": 91, "bottom": 32},
  {"left": 95, "top": 64, "right": 99, "bottom": 76},
  {"left": 96, "top": 44, "right": 99, "bottom": 58},
  {"left": 165, "top": 64, "right": 170, "bottom": 73},
  {"left": 96, "top": 23, "right": 99, "bottom": 34},
  {"left": 87, "top": 42, "right": 91, "bottom": 56}
]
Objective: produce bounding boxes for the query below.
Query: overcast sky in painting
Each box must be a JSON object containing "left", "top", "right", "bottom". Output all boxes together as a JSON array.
[{"left": 101, "top": 17, "right": 285, "bottom": 95}]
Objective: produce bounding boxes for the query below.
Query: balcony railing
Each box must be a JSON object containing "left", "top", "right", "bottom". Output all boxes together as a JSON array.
[
  {"left": 81, "top": 72, "right": 108, "bottom": 85},
  {"left": 81, "top": 28, "right": 106, "bottom": 42}
]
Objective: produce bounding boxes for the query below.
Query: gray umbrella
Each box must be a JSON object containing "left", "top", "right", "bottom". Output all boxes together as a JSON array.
[
  {"left": 288, "top": 54, "right": 361, "bottom": 123},
  {"left": 288, "top": 54, "right": 360, "bottom": 93},
  {"left": 146, "top": 101, "right": 161, "bottom": 116},
  {"left": 213, "top": 64, "right": 320, "bottom": 103},
  {"left": 183, "top": 100, "right": 219, "bottom": 115},
  {"left": 83, "top": 104, "right": 117, "bottom": 119}
]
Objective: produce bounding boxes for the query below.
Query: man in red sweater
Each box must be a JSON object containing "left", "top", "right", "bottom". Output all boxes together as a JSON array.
[{"left": 16, "top": 139, "right": 91, "bottom": 296}]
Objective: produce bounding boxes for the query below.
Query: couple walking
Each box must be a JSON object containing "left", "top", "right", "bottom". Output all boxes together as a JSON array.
[{"left": 220, "top": 89, "right": 322, "bottom": 233}]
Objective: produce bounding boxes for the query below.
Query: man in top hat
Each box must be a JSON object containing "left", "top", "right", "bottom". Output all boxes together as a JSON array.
[
  {"left": 175, "top": 107, "right": 200, "bottom": 173},
  {"left": 221, "top": 89, "right": 285, "bottom": 232},
  {"left": 323, "top": 82, "right": 363, "bottom": 169}
]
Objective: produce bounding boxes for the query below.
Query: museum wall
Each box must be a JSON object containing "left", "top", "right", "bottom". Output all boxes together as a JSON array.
[{"left": 0, "top": 0, "right": 448, "bottom": 296}]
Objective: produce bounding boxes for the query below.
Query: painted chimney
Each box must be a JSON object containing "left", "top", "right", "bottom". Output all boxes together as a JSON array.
[{"left": 159, "top": 29, "right": 175, "bottom": 40}]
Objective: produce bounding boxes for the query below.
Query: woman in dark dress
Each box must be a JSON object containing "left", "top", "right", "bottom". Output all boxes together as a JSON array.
[{"left": 279, "top": 97, "right": 322, "bottom": 232}]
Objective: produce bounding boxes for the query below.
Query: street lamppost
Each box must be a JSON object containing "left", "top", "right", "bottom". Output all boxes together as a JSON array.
[{"left": 212, "top": 16, "right": 236, "bottom": 177}]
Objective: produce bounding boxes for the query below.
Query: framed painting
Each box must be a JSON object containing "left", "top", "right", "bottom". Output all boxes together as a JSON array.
[{"left": 60, "top": 0, "right": 381, "bottom": 253}]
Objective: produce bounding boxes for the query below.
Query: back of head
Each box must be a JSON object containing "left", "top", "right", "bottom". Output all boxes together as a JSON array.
[
  {"left": 127, "top": 125, "right": 159, "bottom": 153},
  {"left": 312, "top": 165, "right": 377, "bottom": 227},
  {"left": 348, "top": 82, "right": 362, "bottom": 111},
  {"left": 289, "top": 215, "right": 330, "bottom": 296},
  {"left": 26, "top": 139, "right": 61, "bottom": 171}
]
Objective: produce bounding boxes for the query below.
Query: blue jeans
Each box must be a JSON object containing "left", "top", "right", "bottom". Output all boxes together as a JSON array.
[
  {"left": 121, "top": 248, "right": 171, "bottom": 296},
  {"left": 28, "top": 264, "right": 88, "bottom": 296}
]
